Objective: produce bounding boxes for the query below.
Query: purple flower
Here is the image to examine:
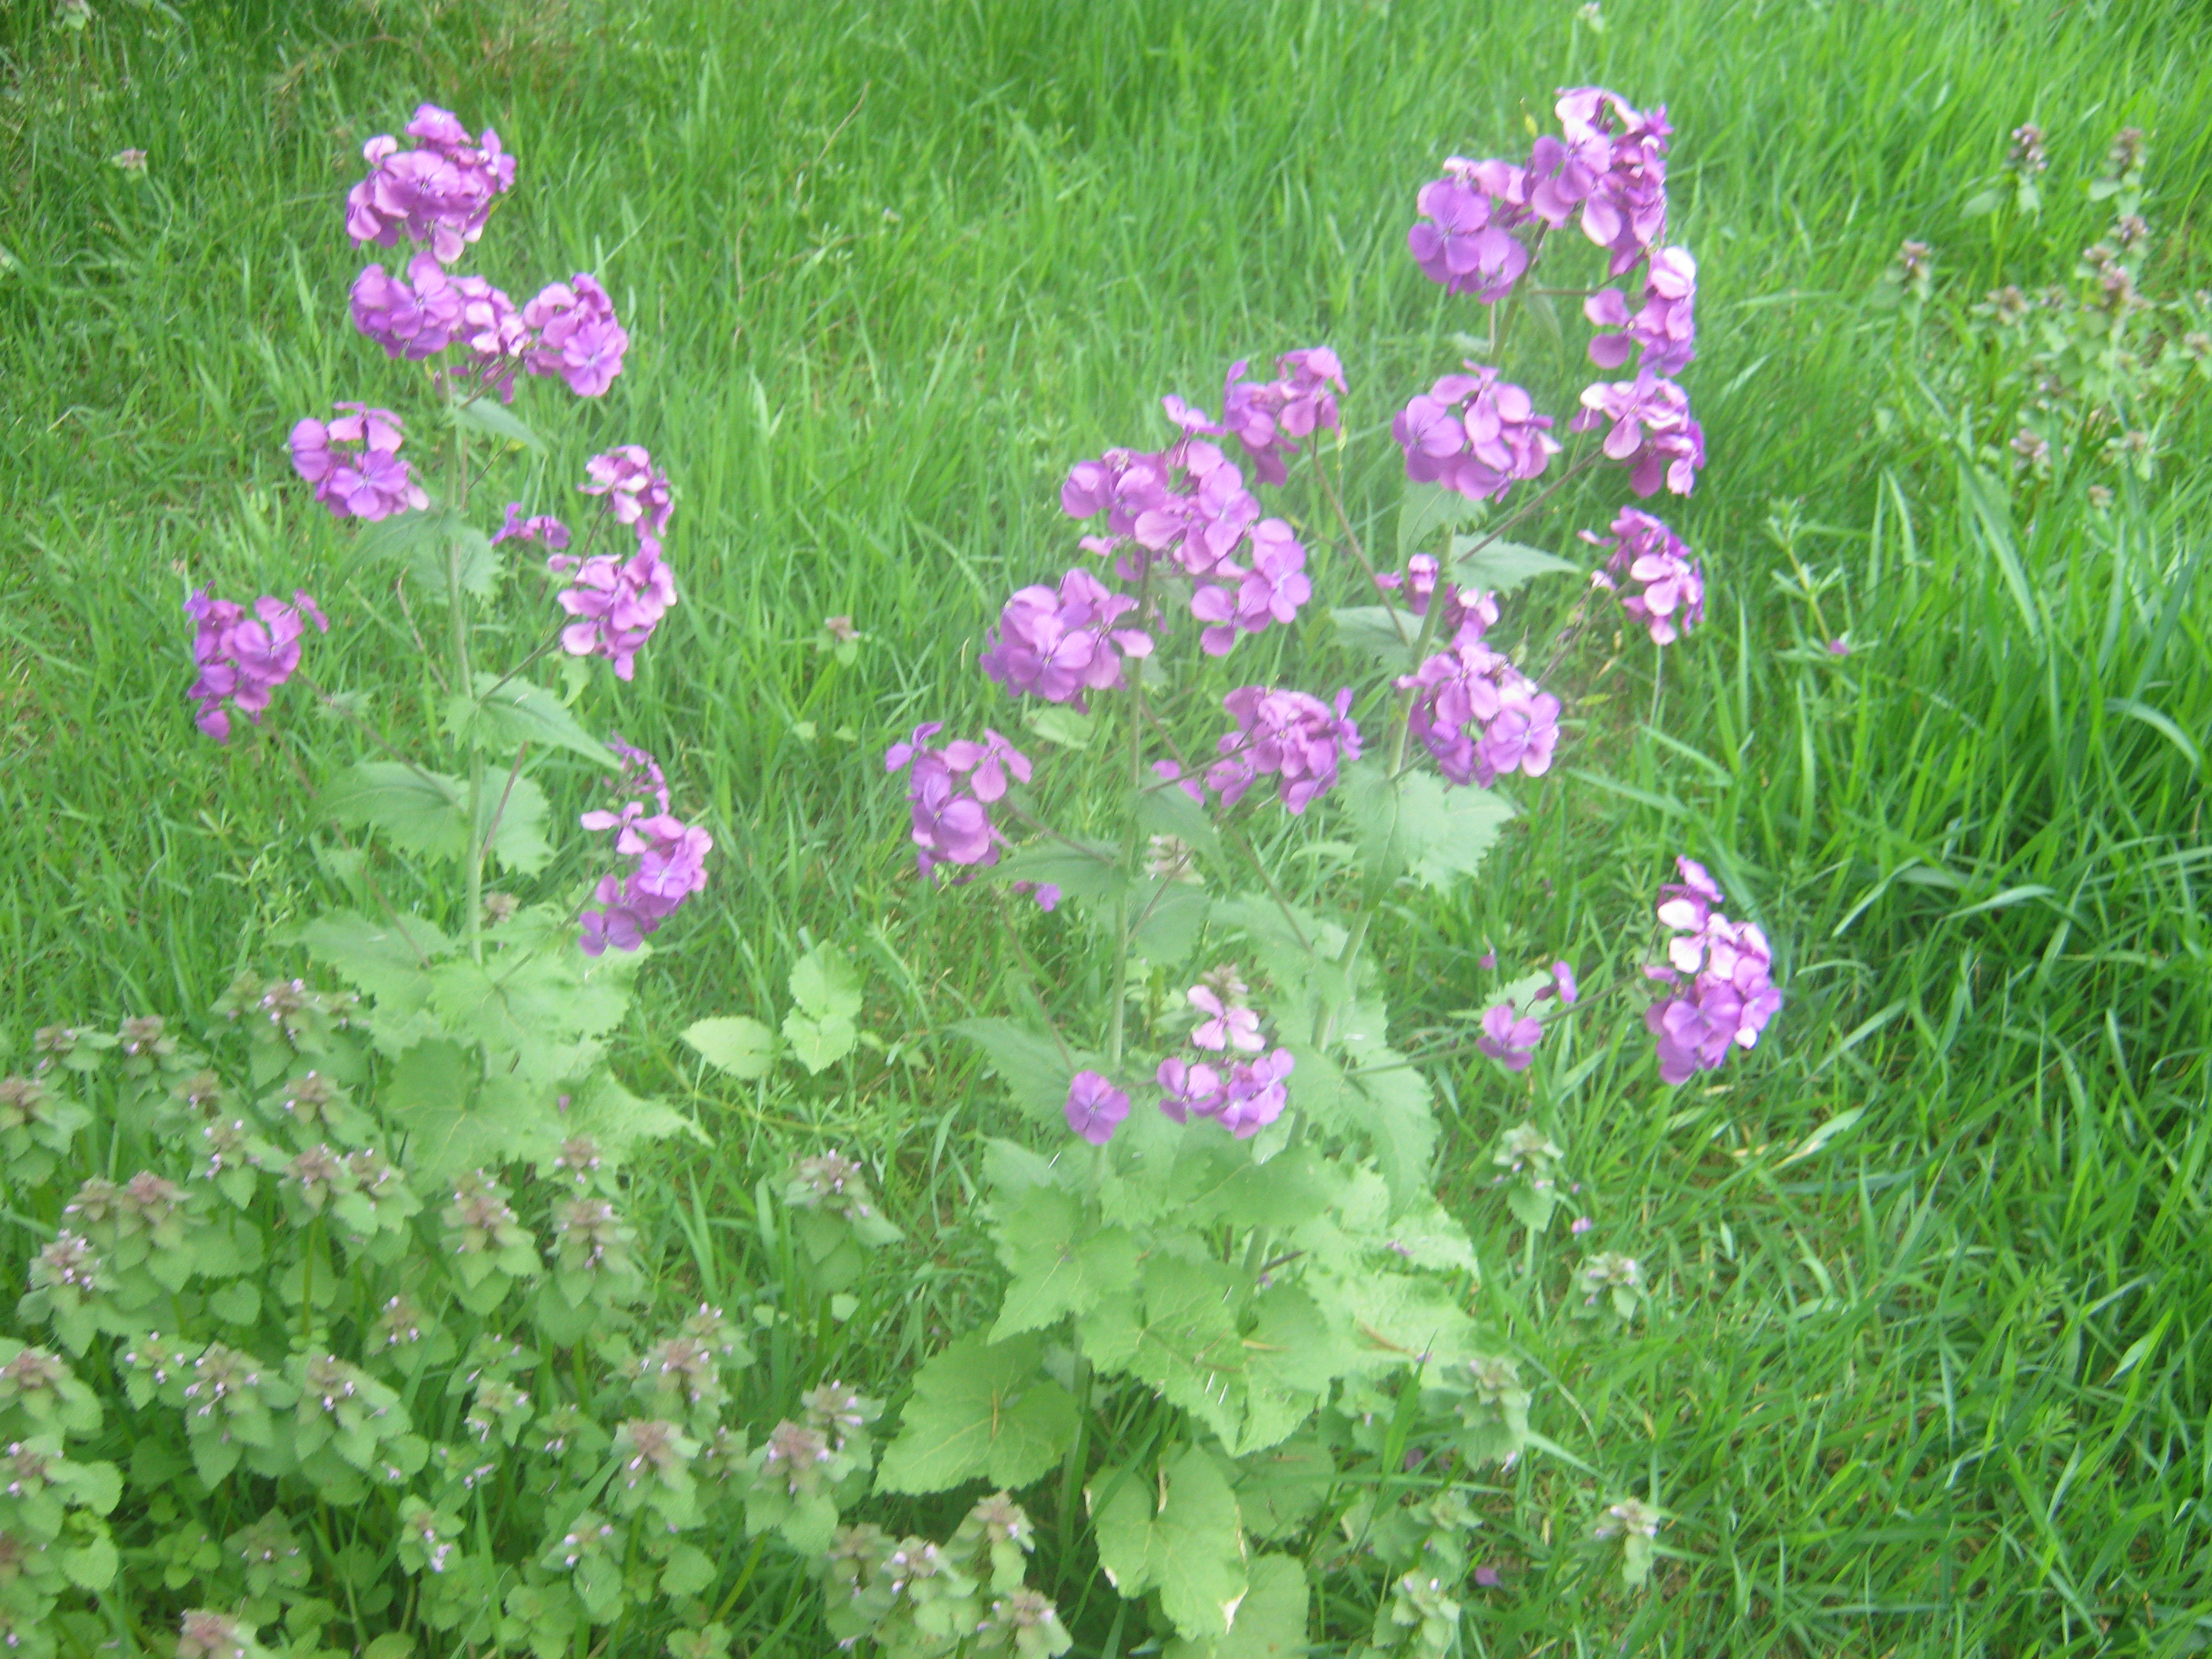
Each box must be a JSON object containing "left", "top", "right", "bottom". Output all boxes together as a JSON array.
[
  {"left": 580, "top": 446, "right": 673, "bottom": 536},
  {"left": 1408, "top": 174, "right": 1531, "bottom": 303},
  {"left": 885, "top": 725, "right": 1032, "bottom": 877},
  {"left": 1064, "top": 1071, "right": 1130, "bottom": 1146},
  {"left": 550, "top": 541, "right": 677, "bottom": 680},
  {"left": 1584, "top": 246, "right": 1697, "bottom": 376},
  {"left": 1398, "top": 643, "right": 1561, "bottom": 788},
  {"left": 350, "top": 250, "right": 465, "bottom": 361},
  {"left": 577, "top": 802, "right": 712, "bottom": 955},
  {"left": 522, "top": 274, "right": 629, "bottom": 398},
  {"left": 289, "top": 403, "right": 429, "bottom": 521},
  {"left": 1583, "top": 508, "right": 1704, "bottom": 644},
  {"left": 1551, "top": 962, "right": 1580, "bottom": 1005},
  {"left": 344, "top": 105, "right": 516, "bottom": 267},
  {"left": 1216, "top": 347, "right": 1347, "bottom": 484},
  {"left": 1393, "top": 364, "right": 1560, "bottom": 504},
  {"left": 1570, "top": 371, "right": 1704, "bottom": 497},
  {"left": 1555, "top": 88, "right": 1672, "bottom": 276},
  {"left": 1205, "top": 686, "right": 1362, "bottom": 814},
  {"left": 184, "top": 589, "right": 329, "bottom": 742},
  {"left": 606, "top": 735, "right": 671, "bottom": 813},
  {"left": 1187, "top": 985, "right": 1262, "bottom": 1053},
  {"left": 980, "top": 568, "right": 1153, "bottom": 705},
  {"left": 1645, "top": 856, "right": 1781, "bottom": 1082},
  {"left": 1190, "top": 520, "right": 1312, "bottom": 657},
  {"left": 493, "top": 503, "right": 572, "bottom": 550},
  {"left": 1375, "top": 555, "right": 1499, "bottom": 646},
  {"left": 1476, "top": 1002, "right": 1543, "bottom": 1071},
  {"left": 1061, "top": 448, "right": 1174, "bottom": 536},
  {"left": 1156, "top": 1056, "right": 1226, "bottom": 1124},
  {"left": 1215, "top": 1049, "right": 1295, "bottom": 1139}
]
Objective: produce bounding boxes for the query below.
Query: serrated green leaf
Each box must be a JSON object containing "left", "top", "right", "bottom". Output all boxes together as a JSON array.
[
  {"left": 296, "top": 908, "right": 452, "bottom": 1011},
  {"left": 990, "top": 1186, "right": 1139, "bottom": 1340},
  {"left": 356, "top": 508, "right": 501, "bottom": 596},
  {"left": 782, "top": 1009, "right": 858, "bottom": 1073},
  {"left": 326, "top": 763, "right": 472, "bottom": 863},
  {"left": 1130, "top": 877, "right": 1210, "bottom": 964},
  {"left": 954, "top": 1019, "right": 1091, "bottom": 1128},
  {"left": 456, "top": 673, "right": 618, "bottom": 767},
  {"left": 563, "top": 1070, "right": 707, "bottom": 1155},
  {"left": 659, "top": 1542, "right": 716, "bottom": 1597},
  {"left": 996, "top": 840, "right": 1131, "bottom": 909},
  {"left": 683, "top": 1016, "right": 777, "bottom": 1080},
  {"left": 60, "top": 1530, "right": 118, "bottom": 1590},
  {"left": 1342, "top": 763, "right": 1516, "bottom": 894},
  {"left": 1088, "top": 1447, "right": 1247, "bottom": 1641},
  {"left": 1961, "top": 186, "right": 2002, "bottom": 217},
  {"left": 452, "top": 397, "right": 548, "bottom": 454},
  {"left": 1449, "top": 534, "right": 1581, "bottom": 595},
  {"left": 1398, "top": 481, "right": 1484, "bottom": 560},
  {"left": 1165, "top": 1553, "right": 1309, "bottom": 1659},
  {"left": 1132, "top": 782, "right": 1225, "bottom": 864},
  {"left": 1023, "top": 705, "right": 1097, "bottom": 749},
  {"left": 1329, "top": 605, "right": 1423, "bottom": 671},
  {"left": 876, "top": 1333, "right": 1078, "bottom": 1493},
  {"left": 1085, "top": 1255, "right": 1247, "bottom": 1447},
  {"left": 788, "top": 945, "right": 864, "bottom": 1021}
]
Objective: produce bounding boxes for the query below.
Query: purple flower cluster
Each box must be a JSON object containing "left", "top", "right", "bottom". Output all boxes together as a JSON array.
[
  {"left": 980, "top": 568, "right": 1153, "bottom": 705},
  {"left": 1407, "top": 168, "right": 1531, "bottom": 303},
  {"left": 1584, "top": 246, "right": 1697, "bottom": 376},
  {"left": 885, "top": 725, "right": 1031, "bottom": 877},
  {"left": 1215, "top": 347, "right": 1347, "bottom": 484},
  {"left": 346, "top": 104, "right": 515, "bottom": 267},
  {"left": 1585, "top": 508, "right": 1704, "bottom": 645},
  {"left": 1205, "top": 686, "right": 1362, "bottom": 814},
  {"left": 1476, "top": 962, "right": 1578, "bottom": 1071},
  {"left": 1064, "top": 1071, "right": 1131, "bottom": 1147},
  {"left": 1392, "top": 364, "right": 1560, "bottom": 503},
  {"left": 288, "top": 404, "right": 429, "bottom": 521},
  {"left": 1156, "top": 1049, "right": 1295, "bottom": 1139},
  {"left": 523, "top": 275, "right": 629, "bottom": 399},
  {"left": 1570, "top": 370, "right": 1705, "bottom": 497},
  {"left": 1375, "top": 557, "right": 1500, "bottom": 647},
  {"left": 578, "top": 782, "right": 713, "bottom": 955},
  {"left": 1643, "top": 858, "right": 1781, "bottom": 1084},
  {"left": 184, "top": 589, "right": 329, "bottom": 743},
  {"left": 550, "top": 449, "right": 677, "bottom": 680},
  {"left": 1399, "top": 643, "right": 1561, "bottom": 788},
  {"left": 492, "top": 504, "right": 571, "bottom": 551}
]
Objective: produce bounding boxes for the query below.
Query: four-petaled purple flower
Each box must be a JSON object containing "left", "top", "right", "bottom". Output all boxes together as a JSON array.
[
  {"left": 184, "top": 589, "right": 330, "bottom": 743},
  {"left": 1187, "top": 983, "right": 1262, "bottom": 1053},
  {"left": 492, "top": 503, "right": 572, "bottom": 551},
  {"left": 1376, "top": 555, "right": 1500, "bottom": 646},
  {"left": 523, "top": 274, "right": 629, "bottom": 398},
  {"left": 289, "top": 403, "right": 429, "bottom": 521},
  {"left": 1408, "top": 172, "right": 1532, "bottom": 303},
  {"left": 885, "top": 724, "right": 1032, "bottom": 877},
  {"left": 1206, "top": 686, "right": 1362, "bottom": 814},
  {"left": 1399, "top": 642, "right": 1561, "bottom": 788},
  {"left": 1216, "top": 347, "right": 1347, "bottom": 484},
  {"left": 1570, "top": 371, "right": 1704, "bottom": 497},
  {"left": 1216, "top": 1049, "right": 1295, "bottom": 1139},
  {"left": 1064, "top": 1071, "right": 1130, "bottom": 1147},
  {"left": 1554, "top": 87, "right": 1672, "bottom": 276},
  {"left": 345, "top": 104, "right": 516, "bottom": 267},
  {"left": 1477, "top": 1002, "right": 1543, "bottom": 1071},
  {"left": 980, "top": 568, "right": 1153, "bottom": 705},
  {"left": 578, "top": 800, "right": 713, "bottom": 955},
  {"left": 1643, "top": 856, "right": 1781, "bottom": 1083},
  {"left": 1393, "top": 364, "right": 1560, "bottom": 504},
  {"left": 549, "top": 541, "right": 677, "bottom": 681},
  {"left": 1584, "top": 508, "right": 1704, "bottom": 644},
  {"left": 1584, "top": 246, "right": 1697, "bottom": 377},
  {"left": 580, "top": 446, "right": 673, "bottom": 536}
]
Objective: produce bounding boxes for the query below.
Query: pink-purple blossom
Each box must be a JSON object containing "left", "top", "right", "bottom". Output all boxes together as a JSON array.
[
  {"left": 184, "top": 589, "right": 329, "bottom": 743},
  {"left": 578, "top": 801, "right": 712, "bottom": 955},
  {"left": 580, "top": 447, "right": 672, "bottom": 537},
  {"left": 1064, "top": 1071, "right": 1130, "bottom": 1146},
  {"left": 289, "top": 403, "right": 429, "bottom": 521},
  {"left": 344, "top": 104, "right": 515, "bottom": 267},
  {"left": 549, "top": 541, "right": 677, "bottom": 680},
  {"left": 1477, "top": 1003, "right": 1543, "bottom": 1071},
  {"left": 980, "top": 568, "right": 1153, "bottom": 705},
  {"left": 1643, "top": 856, "right": 1781, "bottom": 1082},
  {"left": 522, "top": 274, "right": 628, "bottom": 398},
  {"left": 1393, "top": 364, "right": 1560, "bottom": 504},
  {"left": 1408, "top": 173, "right": 1531, "bottom": 303},
  {"left": 1206, "top": 686, "right": 1362, "bottom": 814},
  {"left": 1212, "top": 347, "right": 1346, "bottom": 486},
  {"left": 1584, "top": 246, "right": 1697, "bottom": 376},
  {"left": 1375, "top": 557, "right": 1499, "bottom": 647},
  {"left": 1157, "top": 1056, "right": 1225, "bottom": 1124},
  {"left": 1187, "top": 984, "right": 1262, "bottom": 1053},
  {"left": 1570, "top": 371, "right": 1704, "bottom": 497},
  {"left": 1554, "top": 87, "right": 1672, "bottom": 276},
  {"left": 1188, "top": 518, "right": 1312, "bottom": 657},
  {"left": 1584, "top": 508, "right": 1704, "bottom": 643},
  {"left": 1216, "top": 1050, "right": 1295, "bottom": 1138},
  {"left": 885, "top": 724, "right": 1032, "bottom": 877},
  {"left": 492, "top": 504, "right": 571, "bottom": 551},
  {"left": 1399, "top": 643, "right": 1561, "bottom": 788}
]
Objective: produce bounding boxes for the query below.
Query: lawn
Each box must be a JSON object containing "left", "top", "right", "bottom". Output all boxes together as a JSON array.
[{"left": 3, "top": 0, "right": 2210, "bottom": 1652}]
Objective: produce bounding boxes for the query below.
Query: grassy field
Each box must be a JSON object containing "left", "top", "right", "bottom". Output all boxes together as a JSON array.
[{"left": 5, "top": 0, "right": 2212, "bottom": 1651}]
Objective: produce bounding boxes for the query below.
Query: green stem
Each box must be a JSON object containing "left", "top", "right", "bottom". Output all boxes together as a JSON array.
[
  {"left": 443, "top": 407, "right": 486, "bottom": 962},
  {"left": 1108, "top": 563, "right": 1156, "bottom": 1069}
]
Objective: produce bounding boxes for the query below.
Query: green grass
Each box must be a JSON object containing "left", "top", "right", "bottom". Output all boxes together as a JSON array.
[{"left": 4, "top": 0, "right": 2211, "bottom": 1651}]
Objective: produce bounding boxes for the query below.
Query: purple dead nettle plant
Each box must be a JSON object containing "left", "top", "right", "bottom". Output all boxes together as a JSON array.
[{"left": 185, "top": 103, "right": 708, "bottom": 960}]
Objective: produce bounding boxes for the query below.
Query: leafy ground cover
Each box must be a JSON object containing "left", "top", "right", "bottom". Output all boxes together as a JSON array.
[{"left": 4, "top": 0, "right": 2210, "bottom": 1652}]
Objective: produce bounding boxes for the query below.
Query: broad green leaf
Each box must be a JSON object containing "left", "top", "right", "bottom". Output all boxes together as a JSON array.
[
  {"left": 427, "top": 943, "right": 630, "bottom": 1073},
  {"left": 296, "top": 908, "right": 452, "bottom": 1012},
  {"left": 1168, "top": 1141, "right": 1348, "bottom": 1232},
  {"left": 62, "top": 1530, "right": 121, "bottom": 1592},
  {"left": 1130, "top": 877, "right": 1210, "bottom": 964},
  {"left": 454, "top": 674, "right": 619, "bottom": 768},
  {"left": 954, "top": 1019, "right": 1090, "bottom": 1128},
  {"left": 1023, "top": 705, "right": 1097, "bottom": 750},
  {"left": 1084, "top": 1255, "right": 1246, "bottom": 1448},
  {"left": 1342, "top": 762, "right": 1516, "bottom": 896},
  {"left": 788, "top": 945, "right": 864, "bottom": 1021},
  {"left": 1225, "top": 1436, "right": 1336, "bottom": 1542},
  {"left": 1449, "top": 534, "right": 1581, "bottom": 595},
  {"left": 1398, "top": 480, "right": 1484, "bottom": 560},
  {"left": 1132, "top": 782, "right": 1225, "bottom": 865},
  {"left": 1165, "top": 1553, "right": 1309, "bottom": 1659},
  {"left": 782, "top": 1009, "right": 858, "bottom": 1074},
  {"left": 1087, "top": 1447, "right": 1247, "bottom": 1641},
  {"left": 996, "top": 841, "right": 1131, "bottom": 909},
  {"left": 683, "top": 1016, "right": 777, "bottom": 1080},
  {"left": 381, "top": 1041, "right": 559, "bottom": 1178},
  {"left": 1281, "top": 1045, "right": 1438, "bottom": 1216},
  {"left": 659, "top": 1543, "right": 716, "bottom": 1597},
  {"left": 563, "top": 1071, "right": 708, "bottom": 1155},
  {"left": 1329, "top": 605, "right": 1423, "bottom": 671},
  {"left": 990, "top": 1186, "right": 1139, "bottom": 1340},
  {"left": 326, "top": 763, "right": 472, "bottom": 863},
  {"left": 876, "top": 1333, "right": 1078, "bottom": 1493},
  {"left": 452, "top": 397, "right": 548, "bottom": 454},
  {"left": 479, "top": 774, "right": 553, "bottom": 874},
  {"left": 357, "top": 508, "right": 501, "bottom": 596}
]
